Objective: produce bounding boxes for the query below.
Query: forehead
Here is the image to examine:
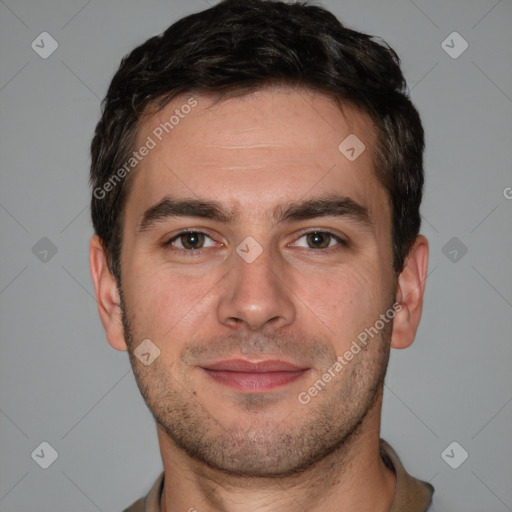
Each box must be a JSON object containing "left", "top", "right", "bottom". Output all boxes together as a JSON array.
[{"left": 127, "top": 87, "right": 389, "bottom": 229}]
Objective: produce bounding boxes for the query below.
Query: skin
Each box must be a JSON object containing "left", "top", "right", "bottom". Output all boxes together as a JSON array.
[{"left": 90, "top": 86, "right": 429, "bottom": 512}]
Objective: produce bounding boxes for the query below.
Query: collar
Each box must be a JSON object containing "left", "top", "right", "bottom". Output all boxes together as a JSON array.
[{"left": 131, "top": 438, "right": 434, "bottom": 512}]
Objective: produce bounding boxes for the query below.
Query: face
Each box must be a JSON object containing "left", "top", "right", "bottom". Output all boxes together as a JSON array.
[{"left": 117, "top": 87, "right": 398, "bottom": 477}]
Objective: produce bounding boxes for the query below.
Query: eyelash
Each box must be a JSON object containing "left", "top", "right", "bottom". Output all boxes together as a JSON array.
[{"left": 162, "top": 229, "right": 350, "bottom": 255}]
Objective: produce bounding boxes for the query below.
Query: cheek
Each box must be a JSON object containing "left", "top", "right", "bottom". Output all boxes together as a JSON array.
[
  {"left": 122, "top": 261, "right": 215, "bottom": 341},
  {"left": 299, "top": 262, "right": 388, "bottom": 343}
]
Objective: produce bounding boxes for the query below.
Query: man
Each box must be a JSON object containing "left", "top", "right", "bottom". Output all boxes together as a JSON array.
[{"left": 89, "top": 0, "right": 434, "bottom": 510}]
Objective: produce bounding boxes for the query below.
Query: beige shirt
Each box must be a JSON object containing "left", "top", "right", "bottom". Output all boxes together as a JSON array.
[{"left": 123, "top": 438, "right": 434, "bottom": 512}]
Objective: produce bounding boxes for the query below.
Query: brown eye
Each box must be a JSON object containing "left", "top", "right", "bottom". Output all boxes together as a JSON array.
[
  {"left": 306, "top": 232, "right": 332, "bottom": 249},
  {"left": 165, "top": 231, "right": 215, "bottom": 250},
  {"left": 293, "top": 231, "right": 349, "bottom": 251},
  {"left": 179, "top": 232, "right": 205, "bottom": 250}
]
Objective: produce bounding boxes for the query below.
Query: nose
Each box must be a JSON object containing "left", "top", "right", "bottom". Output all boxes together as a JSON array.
[{"left": 217, "top": 242, "right": 296, "bottom": 332}]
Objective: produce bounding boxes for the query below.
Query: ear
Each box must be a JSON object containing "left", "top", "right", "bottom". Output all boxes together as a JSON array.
[
  {"left": 89, "top": 235, "right": 128, "bottom": 351},
  {"left": 391, "top": 234, "right": 429, "bottom": 349}
]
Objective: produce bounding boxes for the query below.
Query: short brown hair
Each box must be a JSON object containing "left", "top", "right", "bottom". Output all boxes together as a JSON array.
[{"left": 90, "top": 0, "right": 424, "bottom": 284}]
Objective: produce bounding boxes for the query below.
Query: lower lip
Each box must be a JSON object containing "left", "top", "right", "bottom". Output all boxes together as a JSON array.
[{"left": 202, "top": 369, "right": 308, "bottom": 392}]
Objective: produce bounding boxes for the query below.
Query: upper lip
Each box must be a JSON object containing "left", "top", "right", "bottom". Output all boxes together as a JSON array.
[{"left": 201, "top": 359, "right": 309, "bottom": 372}]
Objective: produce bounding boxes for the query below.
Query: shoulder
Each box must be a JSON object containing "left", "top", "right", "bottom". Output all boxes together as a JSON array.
[
  {"left": 122, "top": 497, "right": 145, "bottom": 512},
  {"left": 380, "top": 438, "right": 435, "bottom": 512},
  {"left": 122, "top": 471, "right": 164, "bottom": 512}
]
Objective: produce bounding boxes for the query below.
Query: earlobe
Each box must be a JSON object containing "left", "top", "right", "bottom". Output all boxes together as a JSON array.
[
  {"left": 89, "top": 235, "right": 128, "bottom": 352},
  {"left": 390, "top": 235, "right": 429, "bottom": 350}
]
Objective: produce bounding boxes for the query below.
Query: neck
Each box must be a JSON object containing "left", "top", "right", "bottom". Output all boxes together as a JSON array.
[{"left": 159, "top": 389, "right": 396, "bottom": 512}]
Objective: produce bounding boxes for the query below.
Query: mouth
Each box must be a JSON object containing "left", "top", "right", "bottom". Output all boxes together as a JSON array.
[{"left": 200, "top": 359, "right": 310, "bottom": 392}]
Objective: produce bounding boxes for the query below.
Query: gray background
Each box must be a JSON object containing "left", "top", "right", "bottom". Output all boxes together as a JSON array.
[{"left": 1, "top": 0, "right": 511, "bottom": 510}]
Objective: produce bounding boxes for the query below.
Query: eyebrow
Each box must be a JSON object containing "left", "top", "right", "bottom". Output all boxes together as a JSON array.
[{"left": 137, "top": 194, "right": 373, "bottom": 233}]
